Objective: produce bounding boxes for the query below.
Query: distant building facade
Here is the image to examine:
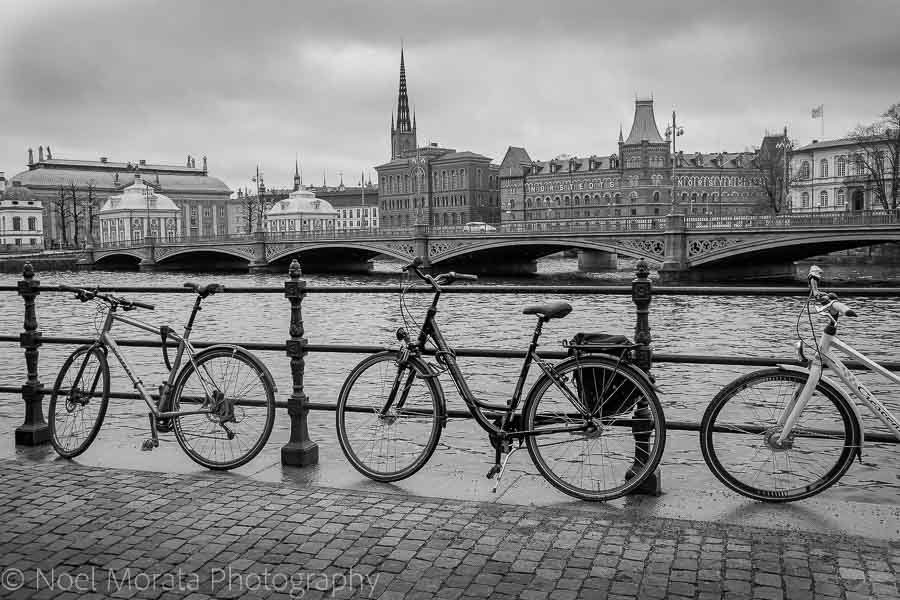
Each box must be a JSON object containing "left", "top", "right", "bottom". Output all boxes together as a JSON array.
[
  {"left": 375, "top": 51, "right": 500, "bottom": 228},
  {"left": 98, "top": 174, "right": 181, "bottom": 244},
  {"left": 789, "top": 136, "right": 896, "bottom": 213},
  {"left": 10, "top": 149, "right": 232, "bottom": 245},
  {"left": 0, "top": 179, "right": 44, "bottom": 250},
  {"left": 265, "top": 186, "right": 338, "bottom": 233},
  {"left": 500, "top": 99, "right": 774, "bottom": 227}
]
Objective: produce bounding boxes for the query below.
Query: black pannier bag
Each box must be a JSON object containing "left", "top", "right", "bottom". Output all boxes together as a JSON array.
[{"left": 567, "top": 332, "right": 639, "bottom": 418}]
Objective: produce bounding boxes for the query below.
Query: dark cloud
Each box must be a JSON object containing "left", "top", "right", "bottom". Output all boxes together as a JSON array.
[{"left": 1, "top": 0, "right": 898, "bottom": 191}]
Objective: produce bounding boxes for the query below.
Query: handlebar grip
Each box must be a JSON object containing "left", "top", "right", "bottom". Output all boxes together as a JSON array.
[
  {"left": 808, "top": 265, "right": 823, "bottom": 281},
  {"left": 451, "top": 272, "right": 478, "bottom": 281},
  {"left": 58, "top": 284, "right": 81, "bottom": 293},
  {"left": 131, "top": 300, "right": 155, "bottom": 310}
]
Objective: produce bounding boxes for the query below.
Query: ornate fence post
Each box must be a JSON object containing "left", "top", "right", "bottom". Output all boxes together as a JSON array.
[
  {"left": 281, "top": 259, "right": 319, "bottom": 466},
  {"left": 16, "top": 263, "right": 50, "bottom": 445},
  {"left": 628, "top": 258, "right": 661, "bottom": 495}
]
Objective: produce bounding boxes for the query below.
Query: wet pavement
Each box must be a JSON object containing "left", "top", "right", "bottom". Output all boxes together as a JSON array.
[{"left": 1, "top": 458, "right": 899, "bottom": 600}]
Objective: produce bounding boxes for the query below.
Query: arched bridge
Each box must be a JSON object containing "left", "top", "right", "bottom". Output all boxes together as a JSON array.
[{"left": 88, "top": 211, "right": 900, "bottom": 280}]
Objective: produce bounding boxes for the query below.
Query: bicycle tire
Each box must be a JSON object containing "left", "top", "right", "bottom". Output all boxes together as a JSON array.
[
  {"left": 170, "top": 347, "right": 276, "bottom": 470},
  {"left": 700, "top": 368, "right": 860, "bottom": 502},
  {"left": 523, "top": 355, "right": 666, "bottom": 501},
  {"left": 336, "top": 351, "right": 444, "bottom": 482},
  {"left": 48, "top": 345, "right": 110, "bottom": 458}
]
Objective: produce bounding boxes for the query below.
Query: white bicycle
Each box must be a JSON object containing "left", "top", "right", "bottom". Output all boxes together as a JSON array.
[{"left": 700, "top": 265, "right": 900, "bottom": 502}]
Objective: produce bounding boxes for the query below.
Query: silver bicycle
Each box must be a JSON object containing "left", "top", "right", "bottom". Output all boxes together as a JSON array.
[
  {"left": 700, "top": 265, "right": 900, "bottom": 502},
  {"left": 49, "top": 283, "right": 277, "bottom": 470}
]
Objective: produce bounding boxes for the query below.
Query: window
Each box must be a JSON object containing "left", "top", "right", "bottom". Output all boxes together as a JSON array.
[
  {"left": 801, "top": 192, "right": 810, "bottom": 208},
  {"left": 820, "top": 159, "right": 828, "bottom": 178},
  {"left": 837, "top": 156, "right": 846, "bottom": 177},
  {"left": 800, "top": 161, "right": 810, "bottom": 179},
  {"left": 855, "top": 154, "right": 865, "bottom": 175},
  {"left": 820, "top": 191, "right": 829, "bottom": 207},
  {"left": 653, "top": 191, "right": 660, "bottom": 203},
  {"left": 837, "top": 189, "right": 846, "bottom": 205},
  {"left": 28, "top": 217, "right": 37, "bottom": 230},
  {"left": 12, "top": 217, "right": 21, "bottom": 231}
]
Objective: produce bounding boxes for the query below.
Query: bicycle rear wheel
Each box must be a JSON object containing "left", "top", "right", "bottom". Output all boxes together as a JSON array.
[
  {"left": 700, "top": 368, "right": 860, "bottom": 502},
  {"left": 171, "top": 348, "right": 276, "bottom": 470},
  {"left": 48, "top": 345, "right": 110, "bottom": 458},
  {"left": 523, "top": 356, "right": 665, "bottom": 501},
  {"left": 336, "top": 351, "right": 443, "bottom": 482}
]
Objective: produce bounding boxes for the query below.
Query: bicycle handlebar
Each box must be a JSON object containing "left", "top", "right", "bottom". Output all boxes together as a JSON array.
[
  {"left": 58, "top": 284, "right": 155, "bottom": 311},
  {"left": 403, "top": 256, "right": 478, "bottom": 288},
  {"left": 806, "top": 265, "right": 857, "bottom": 318}
]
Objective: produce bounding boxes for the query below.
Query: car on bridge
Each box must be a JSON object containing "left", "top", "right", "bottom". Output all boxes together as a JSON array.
[{"left": 462, "top": 221, "right": 498, "bottom": 233}]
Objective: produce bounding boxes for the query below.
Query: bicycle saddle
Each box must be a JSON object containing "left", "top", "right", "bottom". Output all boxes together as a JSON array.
[
  {"left": 522, "top": 301, "right": 572, "bottom": 321},
  {"left": 183, "top": 282, "right": 225, "bottom": 298}
]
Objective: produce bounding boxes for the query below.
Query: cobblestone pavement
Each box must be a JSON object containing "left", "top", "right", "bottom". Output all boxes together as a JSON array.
[{"left": 0, "top": 460, "right": 897, "bottom": 600}]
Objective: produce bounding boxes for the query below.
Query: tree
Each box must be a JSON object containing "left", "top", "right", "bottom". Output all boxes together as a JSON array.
[
  {"left": 753, "top": 131, "right": 798, "bottom": 214},
  {"left": 240, "top": 193, "right": 265, "bottom": 233},
  {"left": 83, "top": 180, "right": 100, "bottom": 245},
  {"left": 52, "top": 185, "right": 71, "bottom": 246},
  {"left": 67, "top": 181, "right": 83, "bottom": 246},
  {"left": 848, "top": 102, "right": 900, "bottom": 210}
]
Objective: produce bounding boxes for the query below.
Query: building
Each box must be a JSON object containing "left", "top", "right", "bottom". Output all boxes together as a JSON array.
[
  {"left": 233, "top": 163, "right": 379, "bottom": 233},
  {"left": 265, "top": 186, "right": 338, "bottom": 234},
  {"left": 0, "top": 179, "right": 44, "bottom": 250},
  {"left": 375, "top": 50, "right": 500, "bottom": 229},
  {"left": 10, "top": 148, "right": 232, "bottom": 246},
  {"left": 98, "top": 174, "right": 181, "bottom": 245},
  {"left": 789, "top": 136, "right": 896, "bottom": 213},
  {"left": 500, "top": 99, "right": 775, "bottom": 227}
]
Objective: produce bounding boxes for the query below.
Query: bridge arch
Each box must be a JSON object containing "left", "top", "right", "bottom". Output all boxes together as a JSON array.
[
  {"left": 430, "top": 236, "right": 664, "bottom": 265},
  {"left": 266, "top": 242, "right": 415, "bottom": 265}
]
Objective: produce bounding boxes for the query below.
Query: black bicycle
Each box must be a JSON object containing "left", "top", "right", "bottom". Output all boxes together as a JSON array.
[{"left": 335, "top": 257, "right": 666, "bottom": 501}]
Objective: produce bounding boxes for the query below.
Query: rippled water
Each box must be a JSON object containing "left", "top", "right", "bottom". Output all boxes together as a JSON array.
[{"left": 1, "top": 256, "right": 898, "bottom": 504}]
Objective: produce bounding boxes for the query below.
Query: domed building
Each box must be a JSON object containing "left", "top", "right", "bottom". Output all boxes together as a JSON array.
[
  {"left": 99, "top": 174, "right": 180, "bottom": 245},
  {"left": 265, "top": 186, "right": 337, "bottom": 234}
]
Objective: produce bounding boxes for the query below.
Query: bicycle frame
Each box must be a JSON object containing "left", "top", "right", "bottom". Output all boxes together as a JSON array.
[
  {"left": 776, "top": 328, "right": 900, "bottom": 444},
  {"left": 88, "top": 303, "right": 215, "bottom": 419},
  {"left": 397, "top": 290, "right": 600, "bottom": 440}
]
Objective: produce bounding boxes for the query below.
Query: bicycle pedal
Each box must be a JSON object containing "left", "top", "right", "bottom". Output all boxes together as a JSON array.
[
  {"left": 486, "top": 464, "right": 500, "bottom": 479},
  {"left": 141, "top": 439, "right": 157, "bottom": 451}
]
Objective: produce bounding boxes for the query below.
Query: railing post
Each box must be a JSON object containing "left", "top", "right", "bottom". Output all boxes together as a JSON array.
[
  {"left": 16, "top": 263, "right": 50, "bottom": 445},
  {"left": 281, "top": 258, "right": 319, "bottom": 466},
  {"left": 627, "top": 258, "right": 661, "bottom": 495}
]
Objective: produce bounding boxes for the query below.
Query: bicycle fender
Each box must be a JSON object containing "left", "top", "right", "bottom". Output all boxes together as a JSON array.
[
  {"left": 775, "top": 363, "right": 865, "bottom": 455},
  {"left": 198, "top": 345, "right": 278, "bottom": 394}
]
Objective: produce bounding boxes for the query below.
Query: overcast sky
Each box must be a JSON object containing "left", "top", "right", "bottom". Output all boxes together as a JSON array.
[{"left": 2, "top": 0, "right": 898, "bottom": 194}]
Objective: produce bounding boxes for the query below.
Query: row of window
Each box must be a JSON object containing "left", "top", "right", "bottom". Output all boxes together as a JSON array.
[
  {"left": 798, "top": 154, "right": 886, "bottom": 179},
  {"left": 381, "top": 169, "right": 497, "bottom": 195},
  {"left": 796, "top": 189, "right": 848, "bottom": 208},
  {"left": 0, "top": 216, "right": 39, "bottom": 231},
  {"left": 338, "top": 207, "right": 377, "bottom": 218}
]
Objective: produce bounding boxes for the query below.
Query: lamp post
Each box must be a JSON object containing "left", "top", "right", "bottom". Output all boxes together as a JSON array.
[
  {"left": 775, "top": 126, "right": 793, "bottom": 213},
  {"left": 252, "top": 166, "right": 265, "bottom": 234},
  {"left": 665, "top": 110, "right": 685, "bottom": 214}
]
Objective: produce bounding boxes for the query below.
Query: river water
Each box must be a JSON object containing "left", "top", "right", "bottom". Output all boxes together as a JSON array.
[{"left": 1, "top": 256, "right": 898, "bottom": 505}]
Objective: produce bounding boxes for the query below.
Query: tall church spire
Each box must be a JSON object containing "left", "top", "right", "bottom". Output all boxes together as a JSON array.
[
  {"left": 391, "top": 47, "right": 417, "bottom": 159},
  {"left": 396, "top": 49, "right": 412, "bottom": 133}
]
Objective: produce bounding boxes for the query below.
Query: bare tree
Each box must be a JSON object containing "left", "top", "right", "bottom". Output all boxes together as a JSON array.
[
  {"left": 752, "top": 132, "right": 797, "bottom": 214},
  {"left": 84, "top": 180, "right": 100, "bottom": 245},
  {"left": 848, "top": 102, "right": 900, "bottom": 210},
  {"left": 67, "top": 181, "right": 82, "bottom": 246},
  {"left": 51, "top": 185, "right": 71, "bottom": 246}
]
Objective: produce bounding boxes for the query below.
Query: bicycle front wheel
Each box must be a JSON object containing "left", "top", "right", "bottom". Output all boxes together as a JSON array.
[
  {"left": 48, "top": 345, "right": 110, "bottom": 458},
  {"left": 524, "top": 356, "right": 666, "bottom": 501},
  {"left": 700, "top": 368, "right": 860, "bottom": 502},
  {"left": 171, "top": 348, "right": 276, "bottom": 470},
  {"left": 336, "top": 351, "right": 443, "bottom": 482}
]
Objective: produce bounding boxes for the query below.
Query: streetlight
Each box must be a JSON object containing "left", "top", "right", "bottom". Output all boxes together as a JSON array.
[
  {"left": 251, "top": 165, "right": 265, "bottom": 233},
  {"left": 775, "top": 126, "right": 793, "bottom": 213},
  {"left": 665, "top": 110, "right": 685, "bottom": 214}
]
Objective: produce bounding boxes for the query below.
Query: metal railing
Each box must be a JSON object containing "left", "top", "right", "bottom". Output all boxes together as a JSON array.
[
  {"left": 685, "top": 209, "right": 900, "bottom": 230},
  {"left": 2, "top": 262, "right": 899, "bottom": 475}
]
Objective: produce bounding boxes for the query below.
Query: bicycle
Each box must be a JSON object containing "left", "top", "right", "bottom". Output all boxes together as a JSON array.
[
  {"left": 334, "top": 257, "right": 666, "bottom": 501},
  {"left": 700, "top": 265, "right": 900, "bottom": 502},
  {"left": 48, "top": 283, "right": 277, "bottom": 470}
]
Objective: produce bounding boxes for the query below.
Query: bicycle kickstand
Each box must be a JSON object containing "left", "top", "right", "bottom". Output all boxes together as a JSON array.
[
  {"left": 141, "top": 413, "right": 160, "bottom": 451},
  {"left": 486, "top": 446, "right": 522, "bottom": 493}
]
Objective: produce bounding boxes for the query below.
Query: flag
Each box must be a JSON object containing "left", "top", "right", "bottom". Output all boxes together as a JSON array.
[{"left": 811, "top": 104, "right": 823, "bottom": 119}]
